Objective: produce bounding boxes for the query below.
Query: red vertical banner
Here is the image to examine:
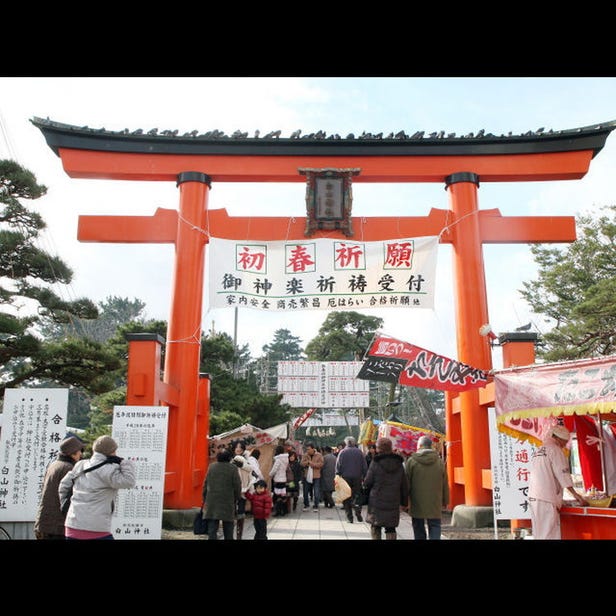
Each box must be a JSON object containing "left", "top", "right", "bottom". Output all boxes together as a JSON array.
[{"left": 574, "top": 415, "right": 604, "bottom": 491}]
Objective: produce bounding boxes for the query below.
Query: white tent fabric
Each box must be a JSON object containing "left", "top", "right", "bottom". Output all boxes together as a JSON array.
[{"left": 212, "top": 423, "right": 289, "bottom": 483}]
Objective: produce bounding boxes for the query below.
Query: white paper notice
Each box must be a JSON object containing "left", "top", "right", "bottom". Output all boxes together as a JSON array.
[
  {"left": 0, "top": 388, "right": 69, "bottom": 522},
  {"left": 277, "top": 361, "right": 369, "bottom": 408},
  {"left": 488, "top": 407, "right": 536, "bottom": 520},
  {"left": 111, "top": 406, "right": 169, "bottom": 540}
]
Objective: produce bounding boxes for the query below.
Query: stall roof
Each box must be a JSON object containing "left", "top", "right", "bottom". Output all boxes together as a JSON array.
[{"left": 495, "top": 355, "right": 616, "bottom": 443}]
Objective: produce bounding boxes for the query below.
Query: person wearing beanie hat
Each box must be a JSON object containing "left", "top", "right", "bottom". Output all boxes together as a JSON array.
[
  {"left": 58, "top": 434, "right": 136, "bottom": 540},
  {"left": 60, "top": 436, "right": 85, "bottom": 456},
  {"left": 34, "top": 435, "right": 85, "bottom": 539},
  {"left": 528, "top": 423, "right": 589, "bottom": 539},
  {"left": 93, "top": 435, "right": 118, "bottom": 457},
  {"left": 404, "top": 435, "right": 448, "bottom": 540}
]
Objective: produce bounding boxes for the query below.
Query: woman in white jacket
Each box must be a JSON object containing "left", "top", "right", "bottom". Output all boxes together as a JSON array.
[
  {"left": 269, "top": 445, "right": 290, "bottom": 517},
  {"left": 58, "top": 435, "right": 136, "bottom": 540},
  {"left": 233, "top": 455, "right": 256, "bottom": 540}
]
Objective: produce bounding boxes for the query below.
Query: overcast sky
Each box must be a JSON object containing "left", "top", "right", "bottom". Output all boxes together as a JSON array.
[{"left": 1, "top": 77, "right": 616, "bottom": 369}]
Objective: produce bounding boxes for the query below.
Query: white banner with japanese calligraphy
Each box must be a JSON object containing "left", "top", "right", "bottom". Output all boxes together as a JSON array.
[
  {"left": 111, "top": 406, "right": 169, "bottom": 540},
  {"left": 488, "top": 408, "right": 535, "bottom": 520},
  {"left": 0, "top": 388, "right": 69, "bottom": 522},
  {"left": 208, "top": 236, "right": 438, "bottom": 312}
]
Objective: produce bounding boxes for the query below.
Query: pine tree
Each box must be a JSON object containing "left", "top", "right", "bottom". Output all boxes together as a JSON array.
[
  {"left": 0, "top": 159, "right": 120, "bottom": 398},
  {"left": 520, "top": 204, "right": 616, "bottom": 361}
]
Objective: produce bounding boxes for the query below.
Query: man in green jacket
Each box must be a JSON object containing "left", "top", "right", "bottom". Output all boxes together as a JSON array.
[
  {"left": 404, "top": 435, "right": 449, "bottom": 540},
  {"left": 202, "top": 448, "right": 242, "bottom": 540}
]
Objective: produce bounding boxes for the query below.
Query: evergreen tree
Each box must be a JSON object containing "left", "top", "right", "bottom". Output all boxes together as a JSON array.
[
  {"left": 302, "top": 311, "right": 383, "bottom": 432},
  {"left": 0, "top": 160, "right": 120, "bottom": 399},
  {"left": 201, "top": 331, "right": 292, "bottom": 434},
  {"left": 262, "top": 328, "right": 304, "bottom": 360},
  {"left": 39, "top": 295, "right": 147, "bottom": 343},
  {"left": 258, "top": 328, "right": 305, "bottom": 393},
  {"left": 520, "top": 204, "right": 616, "bottom": 361},
  {"left": 304, "top": 311, "right": 383, "bottom": 360}
]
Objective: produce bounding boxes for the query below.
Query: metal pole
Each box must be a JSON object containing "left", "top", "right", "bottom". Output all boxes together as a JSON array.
[
  {"left": 233, "top": 306, "right": 238, "bottom": 378},
  {"left": 598, "top": 413, "right": 609, "bottom": 493}
]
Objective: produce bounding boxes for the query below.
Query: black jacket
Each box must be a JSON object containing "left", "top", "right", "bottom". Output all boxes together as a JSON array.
[{"left": 363, "top": 452, "right": 409, "bottom": 528}]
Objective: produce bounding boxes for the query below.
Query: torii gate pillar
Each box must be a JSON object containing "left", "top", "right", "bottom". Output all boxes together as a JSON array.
[
  {"left": 163, "top": 173, "right": 210, "bottom": 508},
  {"left": 125, "top": 173, "right": 211, "bottom": 509},
  {"left": 445, "top": 172, "right": 493, "bottom": 506}
]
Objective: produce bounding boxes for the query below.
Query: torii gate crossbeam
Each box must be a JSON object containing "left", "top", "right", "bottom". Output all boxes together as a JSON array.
[{"left": 31, "top": 117, "right": 616, "bottom": 510}]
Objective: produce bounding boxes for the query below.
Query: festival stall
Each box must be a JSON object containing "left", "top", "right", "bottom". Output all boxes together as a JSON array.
[
  {"left": 211, "top": 423, "right": 288, "bottom": 478},
  {"left": 494, "top": 355, "right": 616, "bottom": 539},
  {"left": 358, "top": 418, "right": 379, "bottom": 447},
  {"left": 375, "top": 419, "right": 445, "bottom": 458}
]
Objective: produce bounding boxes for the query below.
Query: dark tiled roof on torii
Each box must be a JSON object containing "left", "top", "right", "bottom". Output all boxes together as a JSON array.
[{"left": 31, "top": 117, "right": 616, "bottom": 159}]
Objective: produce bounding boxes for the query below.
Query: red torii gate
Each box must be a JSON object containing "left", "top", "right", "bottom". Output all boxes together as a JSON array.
[{"left": 32, "top": 118, "right": 616, "bottom": 511}]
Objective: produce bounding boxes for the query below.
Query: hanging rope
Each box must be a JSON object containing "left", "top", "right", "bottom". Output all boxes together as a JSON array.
[
  {"left": 166, "top": 325, "right": 202, "bottom": 345},
  {"left": 437, "top": 209, "right": 480, "bottom": 241},
  {"left": 177, "top": 212, "right": 210, "bottom": 238}
]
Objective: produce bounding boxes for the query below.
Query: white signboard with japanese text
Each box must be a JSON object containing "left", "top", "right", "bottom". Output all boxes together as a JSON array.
[
  {"left": 488, "top": 408, "right": 536, "bottom": 520},
  {"left": 0, "top": 388, "right": 69, "bottom": 522},
  {"left": 111, "top": 406, "right": 169, "bottom": 540},
  {"left": 278, "top": 361, "right": 369, "bottom": 408},
  {"left": 208, "top": 236, "right": 438, "bottom": 312}
]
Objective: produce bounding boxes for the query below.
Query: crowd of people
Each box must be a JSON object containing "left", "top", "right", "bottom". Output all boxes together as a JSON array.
[
  {"left": 32, "top": 422, "right": 590, "bottom": 541},
  {"left": 201, "top": 433, "right": 449, "bottom": 540}
]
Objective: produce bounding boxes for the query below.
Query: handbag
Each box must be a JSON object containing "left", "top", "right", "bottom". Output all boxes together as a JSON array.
[
  {"left": 306, "top": 465, "right": 314, "bottom": 484},
  {"left": 286, "top": 464, "right": 294, "bottom": 483},
  {"left": 356, "top": 484, "right": 370, "bottom": 507},
  {"left": 193, "top": 505, "right": 208, "bottom": 535},
  {"left": 333, "top": 475, "right": 352, "bottom": 504}
]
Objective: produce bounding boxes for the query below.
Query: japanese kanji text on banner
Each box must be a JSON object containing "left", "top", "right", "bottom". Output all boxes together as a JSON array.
[
  {"left": 488, "top": 408, "right": 535, "bottom": 520},
  {"left": 494, "top": 354, "right": 616, "bottom": 444},
  {"left": 208, "top": 236, "right": 438, "bottom": 312},
  {"left": 111, "top": 406, "right": 169, "bottom": 540},
  {"left": 0, "top": 388, "right": 69, "bottom": 522},
  {"left": 357, "top": 333, "right": 489, "bottom": 392}
]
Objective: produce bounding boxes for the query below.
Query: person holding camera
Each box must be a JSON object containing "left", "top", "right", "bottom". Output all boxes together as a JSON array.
[{"left": 58, "top": 435, "right": 136, "bottom": 540}]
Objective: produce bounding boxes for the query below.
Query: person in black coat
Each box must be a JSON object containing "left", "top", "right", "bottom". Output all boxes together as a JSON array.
[
  {"left": 286, "top": 450, "right": 303, "bottom": 512},
  {"left": 363, "top": 437, "right": 409, "bottom": 540},
  {"left": 320, "top": 446, "right": 337, "bottom": 508},
  {"left": 365, "top": 444, "right": 377, "bottom": 468}
]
